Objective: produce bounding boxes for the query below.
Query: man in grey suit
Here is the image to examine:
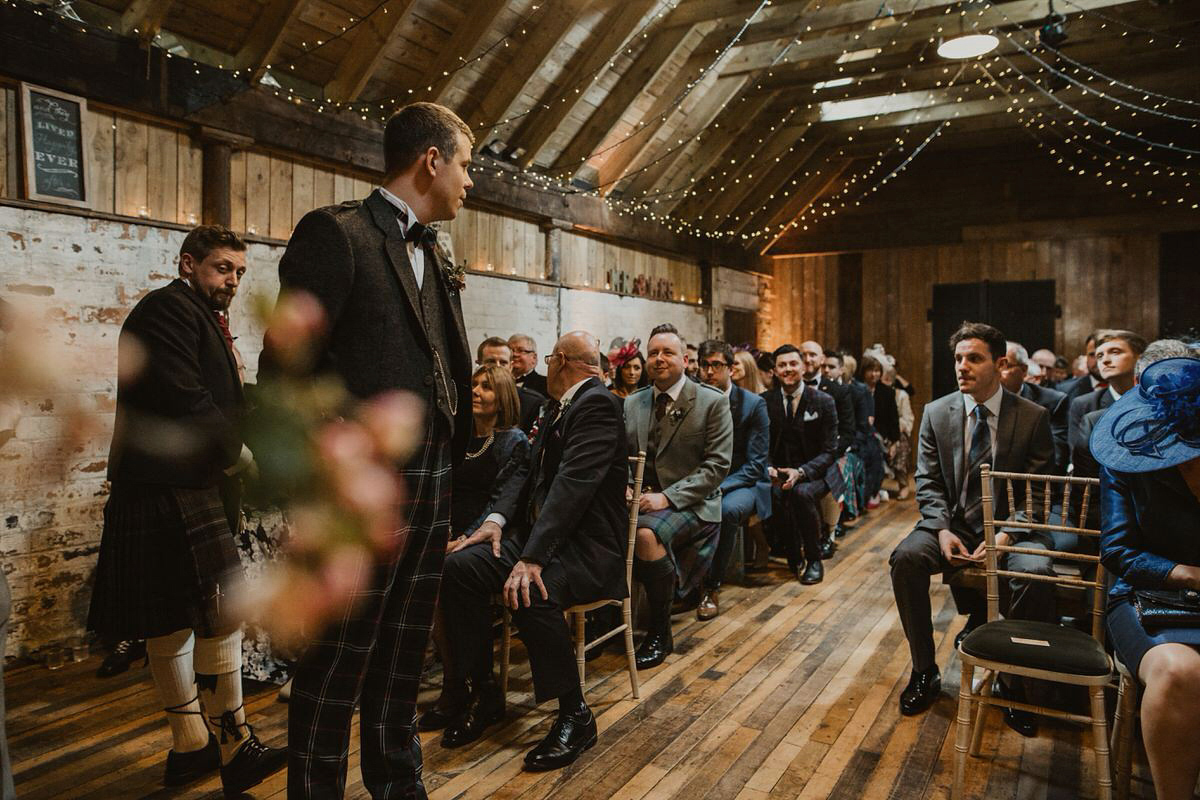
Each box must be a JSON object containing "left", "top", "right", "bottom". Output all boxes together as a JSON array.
[
  {"left": 626, "top": 324, "right": 732, "bottom": 669},
  {"left": 889, "top": 323, "right": 1057, "bottom": 734}
]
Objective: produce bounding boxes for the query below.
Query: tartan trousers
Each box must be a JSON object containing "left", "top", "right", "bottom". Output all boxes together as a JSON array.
[{"left": 288, "top": 419, "right": 451, "bottom": 800}]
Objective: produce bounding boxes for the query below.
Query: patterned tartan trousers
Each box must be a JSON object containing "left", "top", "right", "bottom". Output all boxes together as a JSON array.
[{"left": 288, "top": 420, "right": 451, "bottom": 800}]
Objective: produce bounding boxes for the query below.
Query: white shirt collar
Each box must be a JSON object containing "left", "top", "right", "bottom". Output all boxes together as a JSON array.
[
  {"left": 782, "top": 381, "right": 804, "bottom": 399},
  {"left": 962, "top": 384, "right": 1004, "bottom": 419},
  {"left": 558, "top": 377, "right": 591, "bottom": 406},
  {"left": 377, "top": 187, "right": 422, "bottom": 229},
  {"left": 1089, "top": 374, "right": 1103, "bottom": 390},
  {"left": 653, "top": 374, "right": 688, "bottom": 403},
  {"left": 721, "top": 382, "right": 733, "bottom": 397},
  {"left": 1108, "top": 384, "right": 1122, "bottom": 402}
]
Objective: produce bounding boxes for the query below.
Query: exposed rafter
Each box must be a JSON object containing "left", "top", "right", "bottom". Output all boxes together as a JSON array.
[
  {"left": 417, "top": 0, "right": 509, "bottom": 105},
  {"left": 118, "top": 0, "right": 174, "bottom": 43},
  {"left": 324, "top": 0, "right": 418, "bottom": 104},
  {"left": 509, "top": 0, "right": 662, "bottom": 168},
  {"left": 759, "top": 160, "right": 852, "bottom": 254},
  {"left": 234, "top": 0, "right": 306, "bottom": 83}
]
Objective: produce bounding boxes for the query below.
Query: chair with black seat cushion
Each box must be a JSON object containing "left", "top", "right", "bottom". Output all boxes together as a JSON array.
[{"left": 952, "top": 466, "right": 1111, "bottom": 800}]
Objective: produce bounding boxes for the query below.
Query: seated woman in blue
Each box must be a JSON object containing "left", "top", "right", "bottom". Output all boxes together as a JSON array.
[{"left": 1092, "top": 353, "right": 1200, "bottom": 800}]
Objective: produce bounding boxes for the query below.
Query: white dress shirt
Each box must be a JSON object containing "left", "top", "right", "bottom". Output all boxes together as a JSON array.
[
  {"left": 652, "top": 374, "right": 688, "bottom": 414},
  {"left": 377, "top": 186, "right": 425, "bottom": 289}
]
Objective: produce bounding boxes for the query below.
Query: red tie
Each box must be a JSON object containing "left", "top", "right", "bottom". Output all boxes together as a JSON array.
[{"left": 214, "top": 312, "right": 235, "bottom": 352}]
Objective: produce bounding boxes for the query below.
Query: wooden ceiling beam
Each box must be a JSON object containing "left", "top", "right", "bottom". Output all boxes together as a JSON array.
[
  {"left": 720, "top": 0, "right": 1144, "bottom": 77},
  {"left": 665, "top": 0, "right": 810, "bottom": 29},
  {"left": 619, "top": 75, "right": 763, "bottom": 197},
  {"left": 465, "top": 0, "right": 591, "bottom": 146},
  {"left": 414, "top": 0, "right": 509, "bottom": 105},
  {"left": 323, "top": 0, "right": 418, "bottom": 103},
  {"left": 234, "top": 0, "right": 306, "bottom": 83},
  {"left": 548, "top": 21, "right": 695, "bottom": 174},
  {"left": 732, "top": 138, "right": 830, "bottom": 235},
  {"left": 759, "top": 160, "right": 853, "bottom": 254},
  {"left": 119, "top": 0, "right": 175, "bottom": 43},
  {"left": 511, "top": 0, "right": 663, "bottom": 169},
  {"left": 706, "top": 122, "right": 816, "bottom": 227}
]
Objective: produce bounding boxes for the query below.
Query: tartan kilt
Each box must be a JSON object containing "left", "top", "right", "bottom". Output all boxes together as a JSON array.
[
  {"left": 638, "top": 508, "right": 719, "bottom": 602},
  {"left": 88, "top": 479, "right": 244, "bottom": 642}
]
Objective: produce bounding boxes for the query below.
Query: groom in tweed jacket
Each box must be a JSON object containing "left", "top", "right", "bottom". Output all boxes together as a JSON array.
[{"left": 267, "top": 103, "right": 474, "bottom": 800}]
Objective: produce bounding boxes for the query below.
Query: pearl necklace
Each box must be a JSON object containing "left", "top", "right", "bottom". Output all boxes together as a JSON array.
[{"left": 465, "top": 430, "right": 495, "bottom": 460}]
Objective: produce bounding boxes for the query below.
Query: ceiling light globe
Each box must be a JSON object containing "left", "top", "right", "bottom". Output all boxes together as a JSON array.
[{"left": 936, "top": 33, "right": 999, "bottom": 59}]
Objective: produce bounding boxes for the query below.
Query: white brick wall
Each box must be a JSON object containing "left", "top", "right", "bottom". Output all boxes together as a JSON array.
[{"left": 0, "top": 205, "right": 721, "bottom": 656}]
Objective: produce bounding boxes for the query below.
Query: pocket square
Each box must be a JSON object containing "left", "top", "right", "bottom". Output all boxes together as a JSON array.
[{"left": 802, "top": 411, "right": 819, "bottom": 422}]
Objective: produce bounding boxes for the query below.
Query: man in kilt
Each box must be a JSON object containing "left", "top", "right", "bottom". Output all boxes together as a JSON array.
[
  {"left": 89, "top": 225, "right": 287, "bottom": 794},
  {"left": 267, "top": 102, "right": 474, "bottom": 799},
  {"left": 625, "top": 324, "right": 732, "bottom": 670}
]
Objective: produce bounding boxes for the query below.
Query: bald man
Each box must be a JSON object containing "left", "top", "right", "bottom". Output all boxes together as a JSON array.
[{"left": 439, "top": 332, "right": 628, "bottom": 770}]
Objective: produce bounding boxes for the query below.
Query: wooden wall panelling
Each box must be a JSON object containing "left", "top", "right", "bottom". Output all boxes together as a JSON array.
[
  {"left": 268, "top": 155, "right": 292, "bottom": 240},
  {"left": 146, "top": 123, "right": 178, "bottom": 224},
  {"left": 114, "top": 117, "right": 148, "bottom": 218},
  {"left": 229, "top": 149, "right": 246, "bottom": 232},
  {"left": 291, "top": 161, "right": 313, "bottom": 232},
  {"left": 312, "top": 166, "right": 334, "bottom": 210},
  {"left": 176, "top": 132, "right": 202, "bottom": 226},
  {"left": 332, "top": 172, "right": 355, "bottom": 204},
  {"left": 86, "top": 110, "right": 115, "bottom": 213},
  {"left": 245, "top": 151, "right": 270, "bottom": 235}
]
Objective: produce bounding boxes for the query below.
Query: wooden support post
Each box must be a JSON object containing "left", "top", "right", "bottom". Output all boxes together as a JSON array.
[
  {"left": 542, "top": 218, "right": 572, "bottom": 282},
  {"left": 197, "top": 127, "right": 253, "bottom": 228}
]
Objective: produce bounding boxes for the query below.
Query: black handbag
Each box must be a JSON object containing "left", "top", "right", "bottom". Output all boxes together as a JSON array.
[{"left": 1132, "top": 589, "right": 1200, "bottom": 631}]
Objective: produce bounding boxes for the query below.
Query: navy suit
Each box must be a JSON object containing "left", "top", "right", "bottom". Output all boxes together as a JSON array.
[
  {"left": 1020, "top": 381, "right": 1069, "bottom": 475},
  {"left": 707, "top": 386, "right": 771, "bottom": 588},
  {"left": 763, "top": 386, "right": 840, "bottom": 567}
]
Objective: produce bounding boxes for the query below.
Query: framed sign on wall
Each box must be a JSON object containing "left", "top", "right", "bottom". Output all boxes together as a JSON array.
[{"left": 19, "top": 83, "right": 91, "bottom": 209}]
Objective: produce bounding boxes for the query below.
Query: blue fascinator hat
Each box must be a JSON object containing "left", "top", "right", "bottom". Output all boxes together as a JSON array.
[{"left": 1090, "top": 357, "right": 1200, "bottom": 473}]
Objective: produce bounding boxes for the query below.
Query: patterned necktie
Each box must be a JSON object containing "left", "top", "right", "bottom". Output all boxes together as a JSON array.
[
  {"left": 654, "top": 392, "right": 670, "bottom": 422},
  {"left": 213, "top": 311, "right": 234, "bottom": 351},
  {"left": 785, "top": 392, "right": 796, "bottom": 421},
  {"left": 961, "top": 404, "right": 993, "bottom": 528}
]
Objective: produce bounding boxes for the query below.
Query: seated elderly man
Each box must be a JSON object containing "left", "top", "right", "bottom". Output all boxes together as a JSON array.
[
  {"left": 438, "top": 331, "right": 628, "bottom": 771},
  {"left": 627, "top": 324, "right": 732, "bottom": 668}
]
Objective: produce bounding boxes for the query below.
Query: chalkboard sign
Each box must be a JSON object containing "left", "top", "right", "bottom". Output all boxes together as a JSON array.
[{"left": 20, "top": 83, "right": 91, "bottom": 209}]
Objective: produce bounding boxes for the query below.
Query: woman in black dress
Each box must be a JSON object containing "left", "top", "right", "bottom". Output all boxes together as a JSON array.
[
  {"left": 421, "top": 364, "right": 530, "bottom": 729},
  {"left": 610, "top": 340, "right": 648, "bottom": 399},
  {"left": 1092, "top": 354, "right": 1200, "bottom": 800}
]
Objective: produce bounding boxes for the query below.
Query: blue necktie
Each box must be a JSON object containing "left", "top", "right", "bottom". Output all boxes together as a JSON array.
[{"left": 961, "top": 404, "right": 992, "bottom": 529}]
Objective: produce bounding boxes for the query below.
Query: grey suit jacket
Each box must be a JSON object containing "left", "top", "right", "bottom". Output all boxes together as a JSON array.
[
  {"left": 915, "top": 388, "right": 1054, "bottom": 544},
  {"left": 624, "top": 379, "right": 733, "bottom": 523}
]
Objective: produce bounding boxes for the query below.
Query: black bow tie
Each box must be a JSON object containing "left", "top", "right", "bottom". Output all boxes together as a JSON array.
[{"left": 404, "top": 221, "right": 436, "bottom": 247}]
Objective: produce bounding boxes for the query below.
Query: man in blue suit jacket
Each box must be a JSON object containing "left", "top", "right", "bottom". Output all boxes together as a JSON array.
[{"left": 695, "top": 340, "right": 771, "bottom": 620}]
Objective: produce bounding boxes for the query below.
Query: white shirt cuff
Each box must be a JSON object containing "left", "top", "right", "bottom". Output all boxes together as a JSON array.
[{"left": 485, "top": 513, "right": 506, "bottom": 529}]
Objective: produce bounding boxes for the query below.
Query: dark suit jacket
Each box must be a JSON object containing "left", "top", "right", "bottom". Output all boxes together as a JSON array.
[
  {"left": 1068, "top": 387, "right": 1115, "bottom": 470},
  {"left": 847, "top": 379, "right": 873, "bottom": 448},
  {"left": 269, "top": 190, "right": 473, "bottom": 462},
  {"left": 763, "top": 386, "right": 843, "bottom": 498},
  {"left": 517, "top": 370, "right": 548, "bottom": 397},
  {"left": 1020, "top": 381, "right": 1069, "bottom": 474},
  {"left": 1100, "top": 465, "right": 1200, "bottom": 601},
  {"left": 1058, "top": 374, "right": 1102, "bottom": 407},
  {"left": 518, "top": 386, "right": 546, "bottom": 435},
  {"left": 492, "top": 378, "right": 629, "bottom": 600},
  {"left": 871, "top": 382, "right": 901, "bottom": 442},
  {"left": 814, "top": 376, "right": 856, "bottom": 453},
  {"left": 108, "top": 279, "right": 243, "bottom": 488},
  {"left": 914, "top": 389, "right": 1054, "bottom": 544},
  {"left": 722, "top": 386, "right": 772, "bottom": 520}
]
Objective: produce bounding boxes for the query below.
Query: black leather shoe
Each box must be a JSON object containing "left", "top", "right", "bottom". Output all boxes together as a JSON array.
[
  {"left": 994, "top": 681, "right": 1039, "bottom": 738},
  {"left": 800, "top": 560, "right": 824, "bottom": 585},
  {"left": 442, "top": 682, "right": 505, "bottom": 748},
  {"left": 819, "top": 536, "right": 837, "bottom": 560},
  {"left": 634, "top": 629, "right": 673, "bottom": 670},
  {"left": 899, "top": 667, "right": 942, "bottom": 716},
  {"left": 164, "top": 735, "right": 219, "bottom": 786},
  {"left": 523, "top": 707, "right": 598, "bottom": 771},
  {"left": 219, "top": 730, "right": 287, "bottom": 796},
  {"left": 97, "top": 639, "right": 145, "bottom": 678},
  {"left": 417, "top": 704, "right": 459, "bottom": 732}
]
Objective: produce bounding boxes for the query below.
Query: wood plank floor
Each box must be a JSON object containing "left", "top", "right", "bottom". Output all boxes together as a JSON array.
[{"left": 7, "top": 501, "right": 1157, "bottom": 799}]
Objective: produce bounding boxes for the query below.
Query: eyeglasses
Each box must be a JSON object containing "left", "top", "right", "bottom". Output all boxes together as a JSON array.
[
  {"left": 511, "top": 348, "right": 536, "bottom": 355},
  {"left": 699, "top": 360, "right": 730, "bottom": 371}
]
